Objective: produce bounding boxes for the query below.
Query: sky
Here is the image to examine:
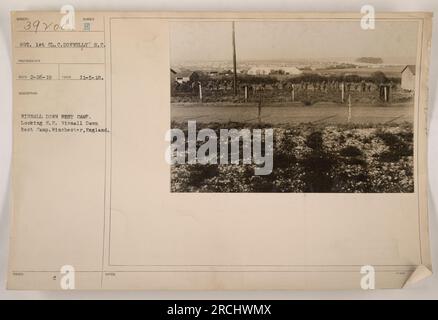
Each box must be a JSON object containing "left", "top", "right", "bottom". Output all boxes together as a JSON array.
[{"left": 170, "top": 20, "right": 419, "bottom": 64}]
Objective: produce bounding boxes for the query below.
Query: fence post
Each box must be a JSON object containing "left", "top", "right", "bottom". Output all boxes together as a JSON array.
[
  {"left": 258, "top": 91, "right": 262, "bottom": 123},
  {"left": 199, "top": 83, "right": 202, "bottom": 102},
  {"left": 341, "top": 82, "right": 345, "bottom": 103}
]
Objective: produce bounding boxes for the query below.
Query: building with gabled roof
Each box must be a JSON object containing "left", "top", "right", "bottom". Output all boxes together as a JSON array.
[{"left": 401, "top": 65, "right": 416, "bottom": 91}]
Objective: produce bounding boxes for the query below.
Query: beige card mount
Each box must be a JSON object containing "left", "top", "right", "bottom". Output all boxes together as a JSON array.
[{"left": 8, "top": 11, "right": 433, "bottom": 290}]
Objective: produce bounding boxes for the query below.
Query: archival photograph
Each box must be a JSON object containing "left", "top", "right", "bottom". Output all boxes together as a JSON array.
[{"left": 169, "top": 20, "right": 418, "bottom": 193}]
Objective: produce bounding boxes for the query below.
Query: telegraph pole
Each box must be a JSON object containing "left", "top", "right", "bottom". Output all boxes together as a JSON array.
[{"left": 232, "top": 21, "right": 237, "bottom": 96}]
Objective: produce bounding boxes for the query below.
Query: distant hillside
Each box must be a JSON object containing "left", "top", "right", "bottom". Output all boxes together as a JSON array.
[{"left": 356, "top": 57, "right": 383, "bottom": 64}]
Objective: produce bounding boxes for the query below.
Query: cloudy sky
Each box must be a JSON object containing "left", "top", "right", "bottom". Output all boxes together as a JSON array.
[{"left": 170, "top": 20, "right": 419, "bottom": 64}]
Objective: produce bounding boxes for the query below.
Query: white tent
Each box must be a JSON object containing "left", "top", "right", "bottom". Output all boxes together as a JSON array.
[{"left": 279, "top": 66, "right": 302, "bottom": 75}]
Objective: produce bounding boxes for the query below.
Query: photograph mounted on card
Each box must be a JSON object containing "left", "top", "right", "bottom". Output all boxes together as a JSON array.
[{"left": 8, "top": 11, "right": 433, "bottom": 290}]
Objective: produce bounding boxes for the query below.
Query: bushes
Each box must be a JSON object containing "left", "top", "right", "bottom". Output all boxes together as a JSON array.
[
  {"left": 186, "top": 164, "right": 219, "bottom": 187},
  {"left": 340, "top": 146, "right": 363, "bottom": 157},
  {"left": 171, "top": 123, "right": 414, "bottom": 193},
  {"left": 302, "top": 99, "right": 314, "bottom": 106},
  {"left": 376, "top": 131, "right": 412, "bottom": 162}
]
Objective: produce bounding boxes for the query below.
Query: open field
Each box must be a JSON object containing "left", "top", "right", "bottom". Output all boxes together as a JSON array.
[
  {"left": 306, "top": 65, "right": 406, "bottom": 78},
  {"left": 171, "top": 102, "right": 414, "bottom": 125}
]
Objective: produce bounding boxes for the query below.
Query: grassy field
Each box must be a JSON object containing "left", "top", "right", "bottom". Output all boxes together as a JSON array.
[
  {"left": 171, "top": 86, "right": 413, "bottom": 104},
  {"left": 170, "top": 121, "right": 414, "bottom": 193}
]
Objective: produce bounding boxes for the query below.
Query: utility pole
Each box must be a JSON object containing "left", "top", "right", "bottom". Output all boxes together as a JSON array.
[{"left": 232, "top": 21, "right": 237, "bottom": 96}]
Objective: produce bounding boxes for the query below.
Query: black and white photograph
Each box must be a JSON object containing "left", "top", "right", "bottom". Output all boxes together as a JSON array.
[{"left": 170, "top": 20, "right": 418, "bottom": 193}]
